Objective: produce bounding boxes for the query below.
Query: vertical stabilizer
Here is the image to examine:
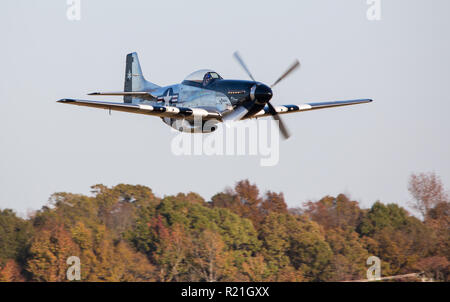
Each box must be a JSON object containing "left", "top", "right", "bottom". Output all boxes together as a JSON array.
[{"left": 124, "top": 52, "right": 159, "bottom": 103}]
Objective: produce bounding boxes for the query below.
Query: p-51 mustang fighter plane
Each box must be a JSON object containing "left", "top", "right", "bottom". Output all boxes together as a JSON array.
[{"left": 58, "top": 52, "right": 372, "bottom": 139}]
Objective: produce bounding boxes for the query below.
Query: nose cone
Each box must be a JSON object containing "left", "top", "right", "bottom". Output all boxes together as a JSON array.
[{"left": 254, "top": 84, "right": 273, "bottom": 104}]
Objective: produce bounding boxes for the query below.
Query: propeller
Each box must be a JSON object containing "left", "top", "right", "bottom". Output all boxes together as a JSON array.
[
  {"left": 233, "top": 51, "right": 300, "bottom": 139},
  {"left": 267, "top": 102, "right": 290, "bottom": 139},
  {"left": 271, "top": 60, "right": 300, "bottom": 88},
  {"left": 233, "top": 52, "right": 256, "bottom": 82}
]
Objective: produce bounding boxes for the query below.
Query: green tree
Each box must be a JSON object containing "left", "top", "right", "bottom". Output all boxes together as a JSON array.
[
  {"left": 358, "top": 202, "right": 409, "bottom": 236},
  {"left": 0, "top": 209, "right": 32, "bottom": 265},
  {"left": 259, "top": 213, "right": 333, "bottom": 281},
  {"left": 325, "top": 229, "right": 370, "bottom": 281},
  {"left": 357, "top": 202, "right": 435, "bottom": 275}
]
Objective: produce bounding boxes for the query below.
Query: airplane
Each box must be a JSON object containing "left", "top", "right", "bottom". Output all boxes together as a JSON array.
[{"left": 58, "top": 52, "right": 372, "bottom": 139}]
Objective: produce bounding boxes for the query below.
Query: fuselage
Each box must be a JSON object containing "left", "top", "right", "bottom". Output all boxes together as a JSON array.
[{"left": 139, "top": 70, "right": 273, "bottom": 132}]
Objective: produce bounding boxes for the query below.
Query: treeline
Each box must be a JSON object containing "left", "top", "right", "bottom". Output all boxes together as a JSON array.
[{"left": 0, "top": 173, "right": 448, "bottom": 282}]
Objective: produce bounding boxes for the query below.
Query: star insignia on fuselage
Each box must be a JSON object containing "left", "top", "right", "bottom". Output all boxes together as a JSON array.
[
  {"left": 157, "top": 88, "right": 179, "bottom": 104},
  {"left": 163, "top": 89, "right": 172, "bottom": 103}
]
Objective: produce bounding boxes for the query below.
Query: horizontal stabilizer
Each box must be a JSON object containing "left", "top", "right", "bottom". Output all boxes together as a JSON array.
[
  {"left": 88, "top": 91, "right": 157, "bottom": 101},
  {"left": 88, "top": 91, "right": 149, "bottom": 96}
]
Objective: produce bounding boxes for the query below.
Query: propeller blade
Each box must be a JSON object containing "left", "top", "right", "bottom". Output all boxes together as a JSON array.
[
  {"left": 271, "top": 60, "right": 300, "bottom": 88},
  {"left": 233, "top": 51, "right": 256, "bottom": 82},
  {"left": 267, "top": 102, "right": 291, "bottom": 139}
]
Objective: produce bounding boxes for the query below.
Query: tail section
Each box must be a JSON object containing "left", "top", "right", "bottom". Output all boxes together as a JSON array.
[{"left": 124, "top": 52, "right": 160, "bottom": 103}]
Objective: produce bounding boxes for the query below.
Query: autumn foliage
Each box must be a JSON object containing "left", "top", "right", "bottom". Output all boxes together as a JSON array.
[{"left": 0, "top": 174, "right": 448, "bottom": 282}]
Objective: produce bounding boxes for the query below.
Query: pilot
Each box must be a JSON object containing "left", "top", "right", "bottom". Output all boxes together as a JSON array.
[{"left": 203, "top": 73, "right": 213, "bottom": 86}]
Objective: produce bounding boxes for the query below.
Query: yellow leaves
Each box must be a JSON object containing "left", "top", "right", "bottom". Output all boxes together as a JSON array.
[
  {"left": 80, "top": 232, "right": 156, "bottom": 282},
  {"left": 242, "top": 254, "right": 269, "bottom": 282},
  {"left": 191, "top": 230, "right": 236, "bottom": 282},
  {"left": 2, "top": 181, "right": 447, "bottom": 282},
  {"left": 71, "top": 221, "right": 92, "bottom": 250},
  {"left": 242, "top": 254, "right": 304, "bottom": 282},
  {"left": 114, "top": 241, "right": 156, "bottom": 282},
  {"left": 26, "top": 225, "right": 79, "bottom": 282},
  {"left": 93, "top": 224, "right": 107, "bottom": 246},
  {"left": 271, "top": 266, "right": 304, "bottom": 282}
]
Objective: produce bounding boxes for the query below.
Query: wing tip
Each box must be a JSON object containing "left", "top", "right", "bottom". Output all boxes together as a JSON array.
[{"left": 57, "top": 99, "right": 75, "bottom": 103}]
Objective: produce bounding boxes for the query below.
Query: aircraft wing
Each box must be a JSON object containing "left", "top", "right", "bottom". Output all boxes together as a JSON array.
[
  {"left": 251, "top": 99, "right": 373, "bottom": 118},
  {"left": 57, "top": 99, "right": 221, "bottom": 120}
]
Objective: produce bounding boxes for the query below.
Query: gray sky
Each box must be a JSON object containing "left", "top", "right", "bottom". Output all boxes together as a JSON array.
[{"left": 1, "top": 0, "right": 449, "bottom": 215}]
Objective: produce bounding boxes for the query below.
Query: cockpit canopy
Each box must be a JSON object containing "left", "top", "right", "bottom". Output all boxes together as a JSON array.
[{"left": 183, "top": 69, "right": 223, "bottom": 86}]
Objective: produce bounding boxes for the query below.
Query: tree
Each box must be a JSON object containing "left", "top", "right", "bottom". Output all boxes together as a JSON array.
[
  {"left": 155, "top": 196, "right": 261, "bottom": 258},
  {"left": 153, "top": 221, "right": 192, "bottom": 282},
  {"left": 76, "top": 224, "right": 156, "bottom": 282},
  {"left": 0, "top": 259, "right": 25, "bottom": 282},
  {"left": 357, "top": 202, "right": 435, "bottom": 275},
  {"left": 233, "top": 180, "right": 263, "bottom": 226},
  {"left": 426, "top": 201, "right": 450, "bottom": 259},
  {"left": 357, "top": 202, "right": 409, "bottom": 236},
  {"left": 0, "top": 209, "right": 32, "bottom": 265},
  {"left": 211, "top": 180, "right": 288, "bottom": 229},
  {"left": 113, "top": 241, "right": 156, "bottom": 281},
  {"left": 175, "top": 192, "right": 205, "bottom": 205},
  {"left": 27, "top": 187, "right": 158, "bottom": 282},
  {"left": 191, "top": 230, "right": 235, "bottom": 282},
  {"left": 258, "top": 213, "right": 291, "bottom": 271},
  {"left": 92, "top": 184, "right": 159, "bottom": 238},
  {"left": 325, "top": 229, "right": 370, "bottom": 281},
  {"left": 127, "top": 194, "right": 261, "bottom": 281},
  {"left": 0, "top": 181, "right": 447, "bottom": 282},
  {"left": 415, "top": 256, "right": 450, "bottom": 281},
  {"left": 288, "top": 228, "right": 333, "bottom": 281},
  {"left": 259, "top": 213, "right": 333, "bottom": 281},
  {"left": 261, "top": 192, "right": 288, "bottom": 215},
  {"left": 210, "top": 191, "right": 242, "bottom": 215},
  {"left": 26, "top": 224, "right": 79, "bottom": 281},
  {"left": 241, "top": 254, "right": 270, "bottom": 282},
  {"left": 303, "top": 194, "right": 363, "bottom": 231},
  {"left": 408, "top": 172, "right": 449, "bottom": 219}
]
